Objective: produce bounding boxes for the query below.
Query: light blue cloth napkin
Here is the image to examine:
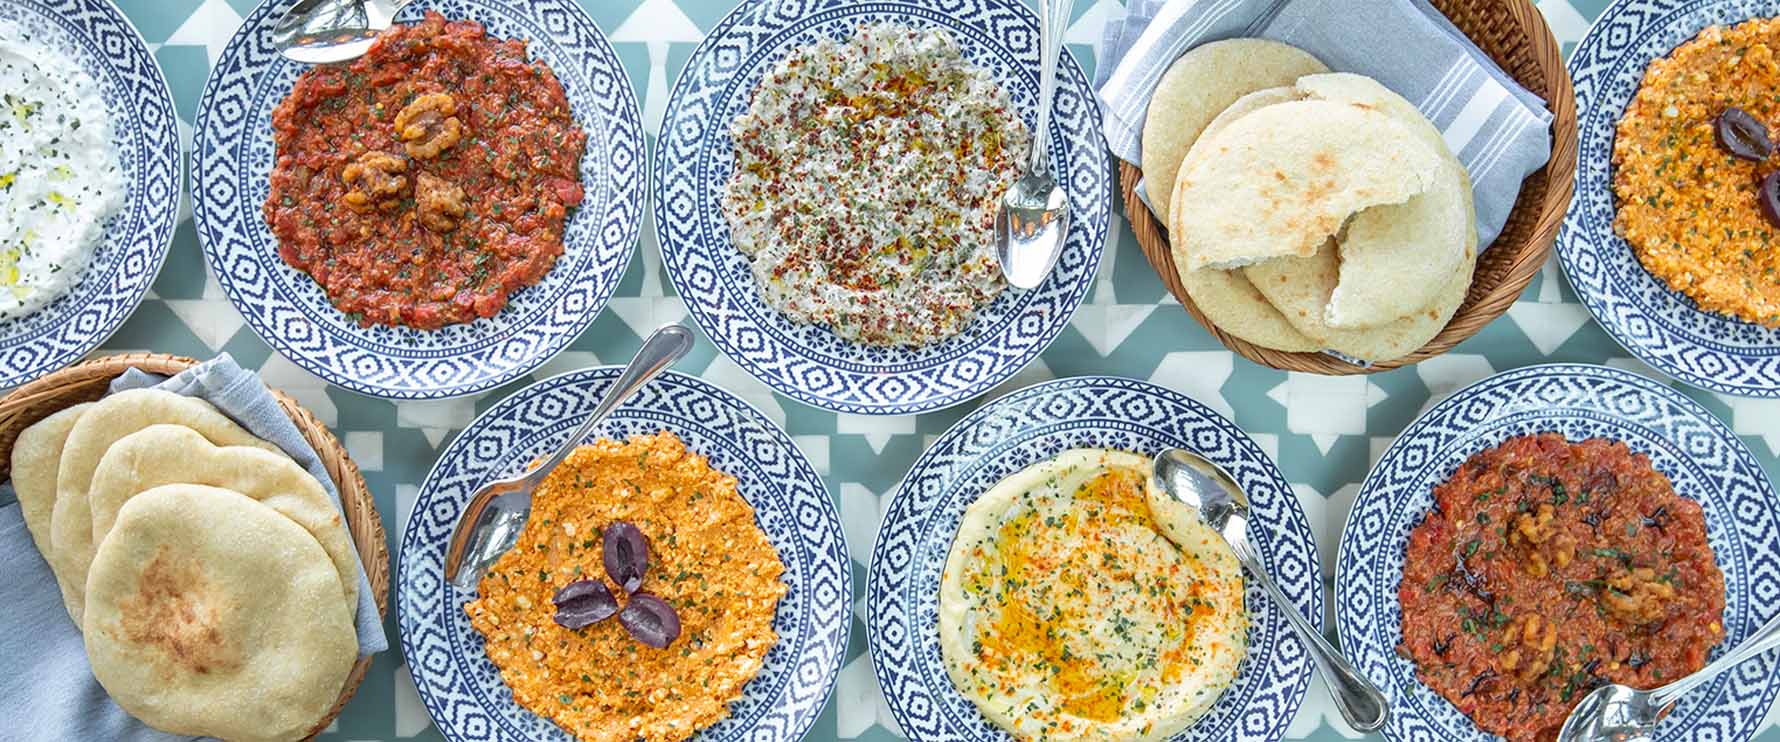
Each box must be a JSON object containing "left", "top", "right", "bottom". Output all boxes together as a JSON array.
[
  {"left": 1097, "top": 0, "right": 1554, "bottom": 249},
  {"left": 0, "top": 353, "right": 385, "bottom": 741}
]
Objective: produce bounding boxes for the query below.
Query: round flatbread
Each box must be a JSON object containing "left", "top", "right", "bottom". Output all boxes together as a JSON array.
[
  {"left": 49, "top": 389, "right": 279, "bottom": 624},
  {"left": 1174, "top": 87, "right": 1321, "bottom": 353},
  {"left": 83, "top": 484, "right": 356, "bottom": 742},
  {"left": 1245, "top": 238, "right": 1477, "bottom": 363},
  {"left": 1139, "top": 38, "right": 1326, "bottom": 224},
  {"left": 11, "top": 403, "right": 93, "bottom": 620},
  {"left": 87, "top": 424, "right": 357, "bottom": 610},
  {"left": 1169, "top": 99, "right": 1441, "bottom": 271},
  {"left": 1295, "top": 73, "right": 1475, "bottom": 329}
]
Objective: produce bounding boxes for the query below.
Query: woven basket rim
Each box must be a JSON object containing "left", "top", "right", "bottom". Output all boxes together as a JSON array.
[
  {"left": 1120, "top": 0, "right": 1579, "bottom": 375},
  {"left": 0, "top": 352, "right": 388, "bottom": 740}
]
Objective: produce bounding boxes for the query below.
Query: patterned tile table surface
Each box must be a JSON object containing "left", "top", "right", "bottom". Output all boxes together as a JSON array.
[{"left": 54, "top": 0, "right": 1780, "bottom": 739}]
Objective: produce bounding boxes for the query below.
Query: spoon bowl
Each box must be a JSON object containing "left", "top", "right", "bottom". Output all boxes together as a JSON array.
[
  {"left": 273, "top": 0, "right": 409, "bottom": 64},
  {"left": 443, "top": 323, "right": 695, "bottom": 592},
  {"left": 1151, "top": 448, "right": 1390, "bottom": 732},
  {"left": 994, "top": 0, "right": 1073, "bottom": 290},
  {"left": 1555, "top": 605, "right": 1780, "bottom": 742}
]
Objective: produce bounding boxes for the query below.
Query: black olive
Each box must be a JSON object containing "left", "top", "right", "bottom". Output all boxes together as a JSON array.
[
  {"left": 552, "top": 579, "right": 618, "bottom": 629},
  {"left": 1761, "top": 171, "right": 1780, "bottom": 230},
  {"left": 602, "top": 521, "right": 648, "bottom": 594},
  {"left": 1717, "top": 107, "right": 1774, "bottom": 162},
  {"left": 618, "top": 593, "right": 682, "bottom": 649}
]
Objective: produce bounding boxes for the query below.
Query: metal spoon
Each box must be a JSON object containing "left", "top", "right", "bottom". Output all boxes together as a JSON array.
[
  {"left": 443, "top": 323, "right": 695, "bottom": 592},
  {"left": 1556, "top": 609, "right": 1780, "bottom": 742},
  {"left": 1151, "top": 448, "right": 1390, "bottom": 732},
  {"left": 994, "top": 0, "right": 1073, "bottom": 290},
  {"left": 272, "top": 0, "right": 412, "bottom": 65}
]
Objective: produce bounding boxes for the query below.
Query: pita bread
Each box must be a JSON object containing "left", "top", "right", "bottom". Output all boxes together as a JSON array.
[
  {"left": 1246, "top": 239, "right": 1478, "bottom": 363},
  {"left": 1294, "top": 73, "right": 1475, "bottom": 329},
  {"left": 84, "top": 484, "right": 355, "bottom": 742},
  {"left": 12, "top": 403, "right": 93, "bottom": 620},
  {"left": 1173, "top": 87, "right": 1321, "bottom": 352},
  {"left": 1140, "top": 39, "right": 1326, "bottom": 224},
  {"left": 49, "top": 389, "right": 279, "bottom": 624},
  {"left": 1169, "top": 100, "right": 1441, "bottom": 271},
  {"left": 88, "top": 424, "right": 357, "bottom": 610}
]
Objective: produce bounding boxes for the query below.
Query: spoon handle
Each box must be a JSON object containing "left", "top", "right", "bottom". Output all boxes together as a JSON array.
[
  {"left": 1228, "top": 521, "right": 1390, "bottom": 732},
  {"left": 1029, "top": 0, "right": 1072, "bottom": 175},
  {"left": 1650, "top": 608, "right": 1780, "bottom": 707},
  {"left": 520, "top": 323, "right": 696, "bottom": 487}
]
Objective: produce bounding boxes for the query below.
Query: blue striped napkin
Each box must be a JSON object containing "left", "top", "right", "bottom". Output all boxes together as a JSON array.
[{"left": 1097, "top": 0, "right": 1553, "bottom": 248}]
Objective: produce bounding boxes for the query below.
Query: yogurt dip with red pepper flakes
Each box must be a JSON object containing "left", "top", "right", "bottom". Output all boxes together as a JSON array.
[{"left": 721, "top": 23, "right": 1030, "bottom": 347}]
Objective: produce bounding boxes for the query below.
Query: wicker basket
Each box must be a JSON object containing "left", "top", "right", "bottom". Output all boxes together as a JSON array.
[
  {"left": 1122, "top": 0, "right": 1578, "bottom": 374},
  {"left": 0, "top": 352, "right": 388, "bottom": 740}
]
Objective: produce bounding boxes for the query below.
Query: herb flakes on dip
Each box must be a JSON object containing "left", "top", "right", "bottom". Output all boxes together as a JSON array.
[
  {"left": 464, "top": 432, "right": 786, "bottom": 742},
  {"left": 0, "top": 24, "right": 124, "bottom": 321}
]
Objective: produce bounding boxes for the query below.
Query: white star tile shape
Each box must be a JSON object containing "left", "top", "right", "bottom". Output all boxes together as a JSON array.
[
  {"left": 161, "top": 0, "right": 245, "bottom": 68},
  {"left": 395, "top": 396, "right": 481, "bottom": 448},
  {"left": 612, "top": 0, "right": 704, "bottom": 137},
  {"left": 343, "top": 431, "right": 383, "bottom": 471},
  {"left": 1290, "top": 481, "right": 1357, "bottom": 579},
  {"left": 839, "top": 482, "right": 890, "bottom": 568},
  {"left": 1268, "top": 373, "right": 1385, "bottom": 453},
  {"left": 835, "top": 653, "right": 906, "bottom": 739},
  {"left": 793, "top": 434, "right": 831, "bottom": 475},
  {"left": 1070, "top": 303, "right": 1158, "bottom": 356},
  {"left": 696, "top": 353, "right": 787, "bottom": 427},
  {"left": 393, "top": 663, "right": 434, "bottom": 737},
  {"left": 1728, "top": 396, "right": 1780, "bottom": 457},
  {"left": 1148, "top": 350, "right": 1235, "bottom": 420},
  {"left": 1506, "top": 298, "right": 1594, "bottom": 355},
  {"left": 837, "top": 413, "right": 916, "bottom": 455},
  {"left": 1413, "top": 352, "right": 1495, "bottom": 415}
]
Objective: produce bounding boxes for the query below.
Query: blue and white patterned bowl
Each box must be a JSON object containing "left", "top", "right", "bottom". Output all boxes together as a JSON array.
[
  {"left": 1561, "top": 0, "right": 1780, "bottom": 397},
  {"left": 1336, "top": 363, "right": 1780, "bottom": 742},
  {"left": 397, "top": 367, "right": 849, "bottom": 742},
  {"left": 0, "top": 0, "right": 176, "bottom": 389},
  {"left": 652, "top": 0, "right": 1110, "bottom": 415},
  {"left": 867, "top": 376, "right": 1318, "bottom": 741},
  {"left": 192, "top": 0, "right": 643, "bottom": 400}
]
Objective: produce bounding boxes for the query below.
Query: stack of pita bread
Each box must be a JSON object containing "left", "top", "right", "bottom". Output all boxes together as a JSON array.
[
  {"left": 13, "top": 389, "right": 358, "bottom": 742},
  {"left": 1142, "top": 39, "right": 1479, "bottom": 363}
]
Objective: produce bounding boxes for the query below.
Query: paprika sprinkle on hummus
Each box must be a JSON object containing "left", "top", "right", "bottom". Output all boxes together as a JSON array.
[
  {"left": 264, "top": 11, "right": 585, "bottom": 330},
  {"left": 1613, "top": 19, "right": 1780, "bottom": 326},
  {"left": 464, "top": 432, "right": 787, "bottom": 742}
]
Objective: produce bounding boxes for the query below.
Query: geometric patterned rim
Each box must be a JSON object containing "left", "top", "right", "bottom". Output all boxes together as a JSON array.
[
  {"left": 396, "top": 368, "right": 850, "bottom": 741},
  {"left": 192, "top": 0, "right": 644, "bottom": 400},
  {"left": 0, "top": 0, "right": 177, "bottom": 390},
  {"left": 652, "top": 0, "right": 1110, "bottom": 415},
  {"left": 1559, "top": 0, "right": 1780, "bottom": 397},
  {"left": 1335, "top": 363, "right": 1780, "bottom": 742},
  {"left": 867, "top": 376, "right": 1319, "bottom": 741}
]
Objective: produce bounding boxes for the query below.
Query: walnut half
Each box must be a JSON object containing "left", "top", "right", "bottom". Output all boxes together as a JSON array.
[
  {"left": 341, "top": 151, "right": 408, "bottom": 212},
  {"left": 395, "top": 93, "right": 463, "bottom": 160},
  {"left": 416, "top": 172, "right": 467, "bottom": 233}
]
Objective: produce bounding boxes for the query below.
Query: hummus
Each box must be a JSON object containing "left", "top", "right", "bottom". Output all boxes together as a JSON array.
[
  {"left": 938, "top": 449, "right": 1247, "bottom": 741},
  {"left": 722, "top": 23, "right": 1029, "bottom": 347},
  {"left": 0, "top": 25, "right": 125, "bottom": 320}
]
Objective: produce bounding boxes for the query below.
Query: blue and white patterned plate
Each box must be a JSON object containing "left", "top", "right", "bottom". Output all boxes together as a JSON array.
[
  {"left": 652, "top": 0, "right": 1110, "bottom": 415},
  {"left": 1560, "top": 1, "right": 1780, "bottom": 397},
  {"left": 0, "top": 0, "right": 176, "bottom": 389},
  {"left": 866, "top": 376, "right": 1318, "bottom": 741},
  {"left": 192, "top": 0, "right": 643, "bottom": 399},
  {"left": 1336, "top": 363, "right": 1780, "bottom": 742},
  {"left": 397, "top": 367, "right": 849, "bottom": 742}
]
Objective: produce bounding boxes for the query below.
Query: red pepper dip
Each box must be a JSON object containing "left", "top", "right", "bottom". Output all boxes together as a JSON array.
[
  {"left": 1398, "top": 433, "right": 1724, "bottom": 742},
  {"left": 263, "top": 11, "right": 585, "bottom": 330}
]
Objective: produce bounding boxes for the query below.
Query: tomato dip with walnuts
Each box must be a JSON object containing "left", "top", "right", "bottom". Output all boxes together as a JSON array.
[
  {"left": 264, "top": 11, "right": 584, "bottom": 330},
  {"left": 1398, "top": 433, "right": 1724, "bottom": 742}
]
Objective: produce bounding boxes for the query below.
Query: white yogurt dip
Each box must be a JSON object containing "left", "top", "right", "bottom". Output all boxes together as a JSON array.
[
  {"left": 0, "top": 27, "right": 125, "bottom": 321},
  {"left": 723, "top": 23, "right": 1029, "bottom": 347}
]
